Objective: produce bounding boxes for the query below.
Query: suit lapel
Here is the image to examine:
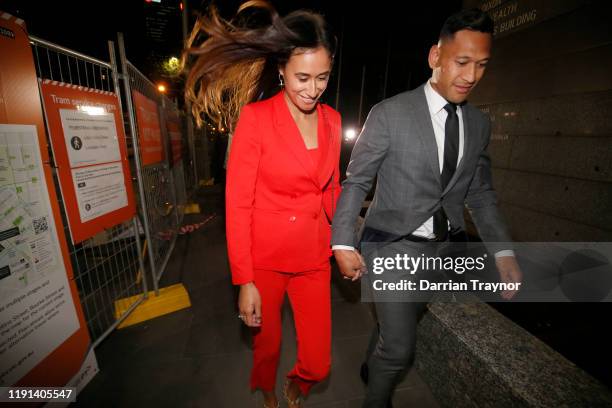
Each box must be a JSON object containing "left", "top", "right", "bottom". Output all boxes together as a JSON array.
[
  {"left": 272, "top": 92, "right": 319, "bottom": 186},
  {"left": 413, "top": 86, "right": 442, "bottom": 188},
  {"left": 442, "top": 104, "right": 473, "bottom": 195},
  {"left": 316, "top": 104, "right": 335, "bottom": 188}
]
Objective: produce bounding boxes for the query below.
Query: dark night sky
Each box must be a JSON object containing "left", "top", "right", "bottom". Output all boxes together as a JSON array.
[{"left": 1, "top": 0, "right": 462, "bottom": 124}]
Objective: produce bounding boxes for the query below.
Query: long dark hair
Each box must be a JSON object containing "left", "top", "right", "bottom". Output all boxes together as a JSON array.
[{"left": 183, "top": 0, "right": 336, "bottom": 129}]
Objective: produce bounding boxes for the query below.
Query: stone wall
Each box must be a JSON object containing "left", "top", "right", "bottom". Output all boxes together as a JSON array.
[
  {"left": 416, "top": 296, "right": 612, "bottom": 407},
  {"left": 462, "top": 0, "right": 612, "bottom": 241}
]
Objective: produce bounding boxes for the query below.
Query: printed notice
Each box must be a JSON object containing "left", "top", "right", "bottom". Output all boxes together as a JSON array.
[
  {"left": 59, "top": 109, "right": 121, "bottom": 167},
  {"left": 71, "top": 163, "right": 128, "bottom": 223},
  {"left": 0, "top": 124, "right": 79, "bottom": 387},
  {"left": 40, "top": 81, "right": 136, "bottom": 243},
  {"left": 132, "top": 91, "right": 164, "bottom": 165},
  {"left": 166, "top": 109, "right": 182, "bottom": 166}
]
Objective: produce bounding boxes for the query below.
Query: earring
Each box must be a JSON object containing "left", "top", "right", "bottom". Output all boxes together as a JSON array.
[{"left": 278, "top": 73, "right": 284, "bottom": 87}]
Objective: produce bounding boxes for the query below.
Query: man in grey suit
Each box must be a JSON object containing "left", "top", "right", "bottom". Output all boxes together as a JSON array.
[{"left": 331, "top": 9, "right": 523, "bottom": 408}]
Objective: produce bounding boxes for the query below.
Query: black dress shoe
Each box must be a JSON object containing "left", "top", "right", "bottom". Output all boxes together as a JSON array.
[{"left": 359, "top": 362, "right": 393, "bottom": 408}]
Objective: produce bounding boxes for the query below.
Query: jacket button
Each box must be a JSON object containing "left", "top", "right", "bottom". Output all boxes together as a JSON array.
[{"left": 289, "top": 216, "right": 296, "bottom": 222}]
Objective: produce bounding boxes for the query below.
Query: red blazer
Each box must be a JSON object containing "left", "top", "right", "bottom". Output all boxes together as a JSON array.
[{"left": 226, "top": 91, "right": 342, "bottom": 285}]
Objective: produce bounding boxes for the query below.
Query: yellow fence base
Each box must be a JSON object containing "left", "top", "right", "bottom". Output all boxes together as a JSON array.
[
  {"left": 184, "top": 203, "right": 201, "bottom": 214},
  {"left": 199, "top": 178, "right": 214, "bottom": 187},
  {"left": 114, "top": 283, "right": 191, "bottom": 329}
]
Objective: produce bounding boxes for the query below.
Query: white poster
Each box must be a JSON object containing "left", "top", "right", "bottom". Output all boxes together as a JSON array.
[
  {"left": 59, "top": 109, "right": 121, "bottom": 167},
  {"left": 71, "top": 163, "right": 128, "bottom": 223},
  {"left": 0, "top": 124, "right": 80, "bottom": 387}
]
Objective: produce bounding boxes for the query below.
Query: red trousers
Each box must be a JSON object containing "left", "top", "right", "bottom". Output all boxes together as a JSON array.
[{"left": 251, "top": 265, "right": 331, "bottom": 396}]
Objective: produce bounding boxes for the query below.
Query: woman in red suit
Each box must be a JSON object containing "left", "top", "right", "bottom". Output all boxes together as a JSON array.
[{"left": 184, "top": 2, "right": 349, "bottom": 407}]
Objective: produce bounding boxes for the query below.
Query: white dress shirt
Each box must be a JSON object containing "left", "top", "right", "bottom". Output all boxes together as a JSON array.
[{"left": 411, "top": 80, "right": 464, "bottom": 239}]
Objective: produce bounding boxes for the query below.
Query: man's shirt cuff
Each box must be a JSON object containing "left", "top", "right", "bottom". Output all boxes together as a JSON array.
[
  {"left": 332, "top": 245, "right": 356, "bottom": 251},
  {"left": 494, "top": 250, "right": 515, "bottom": 258}
]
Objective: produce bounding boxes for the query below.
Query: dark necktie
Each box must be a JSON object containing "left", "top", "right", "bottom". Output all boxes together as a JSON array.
[{"left": 433, "top": 103, "right": 459, "bottom": 241}]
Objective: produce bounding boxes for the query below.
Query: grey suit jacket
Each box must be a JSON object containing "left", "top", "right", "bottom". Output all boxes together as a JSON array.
[{"left": 331, "top": 83, "right": 511, "bottom": 251}]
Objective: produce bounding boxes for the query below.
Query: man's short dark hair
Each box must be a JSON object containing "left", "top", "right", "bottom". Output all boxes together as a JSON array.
[{"left": 439, "top": 8, "right": 494, "bottom": 41}]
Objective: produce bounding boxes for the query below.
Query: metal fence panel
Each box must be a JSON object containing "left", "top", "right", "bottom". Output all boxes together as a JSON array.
[
  {"left": 181, "top": 112, "right": 197, "bottom": 197},
  {"left": 29, "top": 36, "right": 147, "bottom": 346},
  {"left": 26, "top": 28, "right": 199, "bottom": 346},
  {"left": 118, "top": 35, "right": 181, "bottom": 286},
  {"left": 141, "top": 161, "right": 179, "bottom": 277},
  {"left": 173, "top": 161, "right": 187, "bottom": 220}
]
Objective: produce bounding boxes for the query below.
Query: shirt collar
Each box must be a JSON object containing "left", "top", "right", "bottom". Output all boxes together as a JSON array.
[{"left": 425, "top": 79, "right": 457, "bottom": 116}]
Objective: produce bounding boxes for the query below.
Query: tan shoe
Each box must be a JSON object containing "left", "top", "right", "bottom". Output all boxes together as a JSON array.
[{"left": 283, "top": 379, "right": 302, "bottom": 408}]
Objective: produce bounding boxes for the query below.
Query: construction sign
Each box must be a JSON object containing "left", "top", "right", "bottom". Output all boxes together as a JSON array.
[
  {"left": 165, "top": 108, "right": 182, "bottom": 166},
  {"left": 0, "top": 10, "right": 94, "bottom": 393},
  {"left": 132, "top": 90, "right": 164, "bottom": 165},
  {"left": 40, "top": 80, "right": 136, "bottom": 243}
]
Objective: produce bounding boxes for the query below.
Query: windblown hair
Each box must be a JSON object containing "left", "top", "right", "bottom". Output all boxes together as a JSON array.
[
  {"left": 439, "top": 8, "right": 494, "bottom": 41},
  {"left": 183, "top": 0, "right": 336, "bottom": 130}
]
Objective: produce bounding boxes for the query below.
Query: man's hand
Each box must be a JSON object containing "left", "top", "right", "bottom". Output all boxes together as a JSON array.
[
  {"left": 334, "top": 249, "right": 366, "bottom": 281},
  {"left": 238, "top": 282, "right": 262, "bottom": 327},
  {"left": 495, "top": 256, "right": 523, "bottom": 300}
]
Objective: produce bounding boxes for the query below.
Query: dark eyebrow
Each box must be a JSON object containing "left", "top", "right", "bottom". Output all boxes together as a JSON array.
[
  {"left": 456, "top": 55, "right": 490, "bottom": 63},
  {"left": 294, "top": 71, "right": 331, "bottom": 76}
]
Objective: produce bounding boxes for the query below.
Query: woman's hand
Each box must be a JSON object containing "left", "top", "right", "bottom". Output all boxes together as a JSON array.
[{"left": 238, "top": 282, "right": 262, "bottom": 327}]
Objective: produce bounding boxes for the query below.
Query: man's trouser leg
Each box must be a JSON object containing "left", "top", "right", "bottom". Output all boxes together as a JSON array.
[
  {"left": 361, "top": 240, "right": 434, "bottom": 408},
  {"left": 363, "top": 300, "right": 427, "bottom": 407}
]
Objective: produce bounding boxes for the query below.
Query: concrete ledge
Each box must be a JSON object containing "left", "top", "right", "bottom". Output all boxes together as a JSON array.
[{"left": 415, "top": 294, "right": 612, "bottom": 407}]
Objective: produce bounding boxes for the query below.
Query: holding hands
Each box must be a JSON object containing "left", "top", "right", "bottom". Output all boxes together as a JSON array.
[
  {"left": 238, "top": 248, "right": 369, "bottom": 327},
  {"left": 334, "top": 249, "right": 366, "bottom": 281}
]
